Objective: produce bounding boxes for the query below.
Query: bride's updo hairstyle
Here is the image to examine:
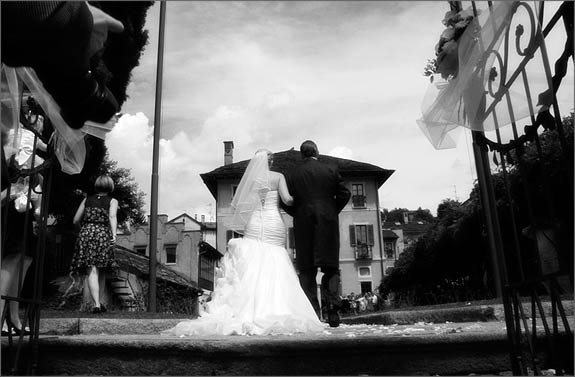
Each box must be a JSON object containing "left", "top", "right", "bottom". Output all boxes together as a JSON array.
[{"left": 255, "top": 148, "right": 274, "bottom": 167}]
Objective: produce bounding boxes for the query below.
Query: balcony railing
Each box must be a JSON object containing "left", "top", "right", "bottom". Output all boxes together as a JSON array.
[
  {"left": 351, "top": 195, "right": 366, "bottom": 208},
  {"left": 354, "top": 244, "right": 372, "bottom": 260}
]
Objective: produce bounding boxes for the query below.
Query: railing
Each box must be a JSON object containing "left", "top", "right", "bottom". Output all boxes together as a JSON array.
[
  {"left": 354, "top": 244, "right": 372, "bottom": 260},
  {"left": 1, "top": 95, "right": 53, "bottom": 375},
  {"left": 351, "top": 195, "right": 366, "bottom": 208},
  {"left": 198, "top": 253, "right": 216, "bottom": 291},
  {"left": 450, "top": 1, "right": 573, "bottom": 375},
  {"left": 384, "top": 248, "right": 395, "bottom": 259}
]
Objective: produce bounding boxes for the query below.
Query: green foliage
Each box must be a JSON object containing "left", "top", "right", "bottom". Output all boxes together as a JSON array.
[
  {"left": 155, "top": 280, "right": 200, "bottom": 315},
  {"left": 123, "top": 293, "right": 146, "bottom": 312},
  {"left": 97, "top": 154, "right": 147, "bottom": 228},
  {"left": 381, "top": 207, "right": 435, "bottom": 223},
  {"left": 423, "top": 58, "right": 437, "bottom": 77},
  {"left": 49, "top": 153, "right": 146, "bottom": 230},
  {"left": 414, "top": 207, "right": 435, "bottom": 223},
  {"left": 436, "top": 198, "right": 462, "bottom": 224},
  {"left": 381, "top": 208, "right": 408, "bottom": 223},
  {"left": 381, "top": 113, "right": 574, "bottom": 306},
  {"left": 48, "top": 136, "right": 108, "bottom": 223},
  {"left": 89, "top": 1, "right": 154, "bottom": 106},
  {"left": 381, "top": 192, "right": 493, "bottom": 306},
  {"left": 46, "top": 3, "right": 153, "bottom": 220}
]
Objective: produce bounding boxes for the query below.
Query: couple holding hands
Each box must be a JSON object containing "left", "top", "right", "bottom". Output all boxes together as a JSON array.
[{"left": 164, "top": 140, "right": 351, "bottom": 336}]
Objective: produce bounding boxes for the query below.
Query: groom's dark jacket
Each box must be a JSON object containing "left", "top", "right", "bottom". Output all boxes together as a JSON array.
[{"left": 285, "top": 157, "right": 350, "bottom": 271}]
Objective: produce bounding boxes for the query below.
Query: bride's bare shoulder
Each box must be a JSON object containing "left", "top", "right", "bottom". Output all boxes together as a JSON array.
[
  {"left": 268, "top": 171, "right": 285, "bottom": 189},
  {"left": 270, "top": 171, "right": 286, "bottom": 180}
]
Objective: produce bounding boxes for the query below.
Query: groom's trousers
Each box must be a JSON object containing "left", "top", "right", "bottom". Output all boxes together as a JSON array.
[{"left": 299, "top": 266, "right": 341, "bottom": 317}]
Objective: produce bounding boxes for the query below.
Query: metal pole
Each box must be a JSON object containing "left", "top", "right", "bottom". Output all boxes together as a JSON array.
[
  {"left": 149, "top": 0, "right": 166, "bottom": 312},
  {"left": 375, "top": 185, "right": 385, "bottom": 279}
]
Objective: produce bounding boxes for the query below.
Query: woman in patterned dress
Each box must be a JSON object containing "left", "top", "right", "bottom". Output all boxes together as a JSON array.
[{"left": 70, "top": 175, "right": 118, "bottom": 313}]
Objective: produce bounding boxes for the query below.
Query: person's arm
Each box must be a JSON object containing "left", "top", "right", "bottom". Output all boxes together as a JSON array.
[
  {"left": 278, "top": 174, "right": 294, "bottom": 206},
  {"left": 334, "top": 168, "right": 351, "bottom": 213},
  {"left": 280, "top": 170, "right": 295, "bottom": 216},
  {"left": 108, "top": 198, "right": 118, "bottom": 243},
  {"left": 73, "top": 197, "right": 86, "bottom": 225},
  {"left": 36, "top": 138, "right": 48, "bottom": 153}
]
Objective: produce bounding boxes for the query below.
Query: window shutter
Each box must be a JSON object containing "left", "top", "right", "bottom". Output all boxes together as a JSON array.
[
  {"left": 288, "top": 227, "right": 295, "bottom": 249},
  {"left": 367, "top": 224, "right": 374, "bottom": 246},
  {"left": 226, "top": 230, "right": 232, "bottom": 243},
  {"left": 349, "top": 225, "right": 356, "bottom": 246}
]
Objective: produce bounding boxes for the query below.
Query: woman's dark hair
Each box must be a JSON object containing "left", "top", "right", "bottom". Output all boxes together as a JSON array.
[{"left": 94, "top": 174, "right": 114, "bottom": 193}]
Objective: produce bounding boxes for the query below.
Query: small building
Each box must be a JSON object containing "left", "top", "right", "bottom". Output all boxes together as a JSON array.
[
  {"left": 111, "top": 245, "right": 202, "bottom": 312},
  {"left": 200, "top": 142, "right": 394, "bottom": 297},
  {"left": 116, "top": 213, "right": 222, "bottom": 293},
  {"left": 44, "top": 222, "right": 205, "bottom": 313},
  {"left": 381, "top": 214, "right": 432, "bottom": 275}
]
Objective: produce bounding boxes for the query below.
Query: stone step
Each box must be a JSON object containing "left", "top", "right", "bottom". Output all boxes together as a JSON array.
[
  {"left": 2, "top": 305, "right": 573, "bottom": 375},
  {"left": 2, "top": 324, "right": 572, "bottom": 376},
  {"left": 114, "top": 291, "right": 133, "bottom": 297}
]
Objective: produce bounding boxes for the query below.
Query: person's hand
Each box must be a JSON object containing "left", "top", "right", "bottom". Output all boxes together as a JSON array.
[{"left": 87, "top": 4, "right": 124, "bottom": 57}]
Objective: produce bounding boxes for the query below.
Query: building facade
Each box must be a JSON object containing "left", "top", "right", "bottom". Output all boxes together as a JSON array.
[
  {"left": 381, "top": 214, "right": 432, "bottom": 275},
  {"left": 200, "top": 142, "right": 394, "bottom": 297},
  {"left": 116, "top": 213, "right": 221, "bottom": 292}
]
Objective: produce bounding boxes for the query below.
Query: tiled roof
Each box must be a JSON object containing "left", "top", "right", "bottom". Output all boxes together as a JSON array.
[
  {"left": 201, "top": 149, "right": 394, "bottom": 199},
  {"left": 167, "top": 213, "right": 216, "bottom": 231},
  {"left": 113, "top": 245, "right": 200, "bottom": 290},
  {"left": 382, "top": 229, "right": 399, "bottom": 239},
  {"left": 202, "top": 222, "right": 217, "bottom": 229},
  {"left": 382, "top": 221, "right": 432, "bottom": 233},
  {"left": 199, "top": 241, "right": 223, "bottom": 258},
  {"left": 168, "top": 213, "right": 198, "bottom": 224}
]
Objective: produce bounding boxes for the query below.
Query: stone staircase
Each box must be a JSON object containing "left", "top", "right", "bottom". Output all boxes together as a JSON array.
[{"left": 108, "top": 271, "right": 138, "bottom": 311}]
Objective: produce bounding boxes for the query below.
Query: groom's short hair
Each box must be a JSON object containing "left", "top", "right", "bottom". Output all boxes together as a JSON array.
[{"left": 300, "top": 140, "right": 319, "bottom": 158}]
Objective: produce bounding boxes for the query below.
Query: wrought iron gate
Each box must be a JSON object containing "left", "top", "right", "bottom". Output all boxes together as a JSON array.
[
  {"left": 1, "top": 89, "right": 53, "bottom": 375},
  {"left": 451, "top": 1, "right": 573, "bottom": 375}
]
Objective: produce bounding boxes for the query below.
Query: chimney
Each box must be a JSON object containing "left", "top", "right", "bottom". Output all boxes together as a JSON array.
[
  {"left": 201, "top": 214, "right": 205, "bottom": 223},
  {"left": 224, "top": 141, "right": 234, "bottom": 165},
  {"left": 403, "top": 211, "right": 409, "bottom": 224}
]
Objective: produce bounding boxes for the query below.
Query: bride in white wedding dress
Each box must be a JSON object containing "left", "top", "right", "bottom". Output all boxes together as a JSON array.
[{"left": 162, "top": 149, "right": 325, "bottom": 336}]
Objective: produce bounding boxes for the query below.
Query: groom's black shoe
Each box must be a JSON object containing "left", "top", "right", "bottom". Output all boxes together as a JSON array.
[{"left": 327, "top": 307, "right": 340, "bottom": 328}]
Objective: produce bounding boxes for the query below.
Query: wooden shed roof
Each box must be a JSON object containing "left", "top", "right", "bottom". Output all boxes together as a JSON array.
[{"left": 114, "top": 245, "right": 200, "bottom": 290}]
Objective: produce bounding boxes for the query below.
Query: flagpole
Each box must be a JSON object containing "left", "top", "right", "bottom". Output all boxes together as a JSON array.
[{"left": 149, "top": 0, "right": 166, "bottom": 312}]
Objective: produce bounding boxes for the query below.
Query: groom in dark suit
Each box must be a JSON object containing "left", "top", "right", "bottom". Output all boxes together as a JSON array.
[{"left": 285, "top": 140, "right": 350, "bottom": 327}]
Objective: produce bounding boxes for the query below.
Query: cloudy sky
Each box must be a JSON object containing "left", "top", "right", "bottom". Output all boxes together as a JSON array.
[{"left": 105, "top": 1, "right": 573, "bottom": 221}]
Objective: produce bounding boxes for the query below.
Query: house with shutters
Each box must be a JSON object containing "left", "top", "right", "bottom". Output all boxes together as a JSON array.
[
  {"left": 200, "top": 142, "right": 394, "bottom": 296},
  {"left": 381, "top": 215, "right": 432, "bottom": 275}
]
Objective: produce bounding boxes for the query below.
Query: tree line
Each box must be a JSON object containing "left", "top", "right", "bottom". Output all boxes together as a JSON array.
[
  {"left": 380, "top": 112, "right": 574, "bottom": 307},
  {"left": 44, "top": 2, "right": 154, "bottom": 229}
]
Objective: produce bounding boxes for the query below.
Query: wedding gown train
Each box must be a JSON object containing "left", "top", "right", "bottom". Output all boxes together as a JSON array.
[{"left": 162, "top": 191, "right": 325, "bottom": 336}]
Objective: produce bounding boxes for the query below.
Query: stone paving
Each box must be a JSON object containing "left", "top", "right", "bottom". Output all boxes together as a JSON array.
[
  {"left": 159, "top": 319, "right": 511, "bottom": 339},
  {"left": 2, "top": 303, "right": 573, "bottom": 375}
]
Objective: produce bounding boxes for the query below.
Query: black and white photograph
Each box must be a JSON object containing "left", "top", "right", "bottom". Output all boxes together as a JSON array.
[{"left": 1, "top": 1, "right": 573, "bottom": 375}]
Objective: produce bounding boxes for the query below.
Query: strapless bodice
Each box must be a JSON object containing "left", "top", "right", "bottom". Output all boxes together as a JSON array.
[
  {"left": 261, "top": 190, "right": 279, "bottom": 209},
  {"left": 243, "top": 190, "right": 285, "bottom": 247}
]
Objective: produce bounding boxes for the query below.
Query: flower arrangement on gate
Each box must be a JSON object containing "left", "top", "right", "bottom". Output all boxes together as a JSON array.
[{"left": 423, "top": 4, "right": 481, "bottom": 81}]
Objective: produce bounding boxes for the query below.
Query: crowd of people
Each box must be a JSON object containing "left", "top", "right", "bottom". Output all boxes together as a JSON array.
[{"left": 340, "top": 291, "right": 385, "bottom": 316}]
